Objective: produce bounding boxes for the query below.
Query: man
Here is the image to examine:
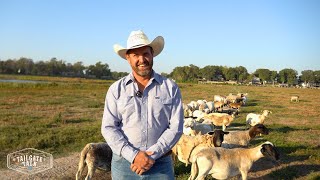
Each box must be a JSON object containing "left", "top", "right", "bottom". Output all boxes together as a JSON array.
[{"left": 101, "top": 30, "right": 184, "bottom": 179}]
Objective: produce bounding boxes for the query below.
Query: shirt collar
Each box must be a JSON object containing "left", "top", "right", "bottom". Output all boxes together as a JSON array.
[{"left": 124, "top": 70, "right": 161, "bottom": 86}]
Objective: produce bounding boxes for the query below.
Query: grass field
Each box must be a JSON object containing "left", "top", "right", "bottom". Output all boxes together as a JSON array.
[{"left": 0, "top": 74, "right": 319, "bottom": 179}]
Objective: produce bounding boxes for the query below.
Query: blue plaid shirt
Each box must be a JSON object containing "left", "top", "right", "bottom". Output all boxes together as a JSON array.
[{"left": 101, "top": 71, "right": 183, "bottom": 163}]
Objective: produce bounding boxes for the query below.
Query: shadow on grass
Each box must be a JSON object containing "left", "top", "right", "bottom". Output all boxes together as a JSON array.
[
  {"left": 265, "top": 164, "right": 320, "bottom": 180},
  {"left": 245, "top": 99, "right": 260, "bottom": 107},
  {"left": 174, "top": 161, "right": 191, "bottom": 176},
  {"left": 270, "top": 126, "right": 310, "bottom": 133},
  {"left": 65, "top": 118, "right": 94, "bottom": 124}
]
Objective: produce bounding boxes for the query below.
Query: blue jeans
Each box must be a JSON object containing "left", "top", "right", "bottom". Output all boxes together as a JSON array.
[{"left": 111, "top": 153, "right": 175, "bottom": 180}]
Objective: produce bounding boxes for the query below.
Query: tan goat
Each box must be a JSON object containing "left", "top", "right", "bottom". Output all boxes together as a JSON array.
[
  {"left": 76, "top": 143, "right": 112, "bottom": 180},
  {"left": 198, "top": 113, "right": 235, "bottom": 131},
  {"left": 222, "top": 124, "right": 269, "bottom": 148},
  {"left": 290, "top": 95, "right": 299, "bottom": 102},
  {"left": 172, "top": 130, "right": 228, "bottom": 166},
  {"left": 188, "top": 141, "right": 280, "bottom": 180}
]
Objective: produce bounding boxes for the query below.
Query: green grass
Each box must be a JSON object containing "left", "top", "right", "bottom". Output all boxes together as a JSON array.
[{"left": 0, "top": 74, "right": 320, "bottom": 179}]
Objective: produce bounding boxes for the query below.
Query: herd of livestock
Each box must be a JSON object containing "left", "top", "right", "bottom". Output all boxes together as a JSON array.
[{"left": 76, "top": 93, "right": 281, "bottom": 180}]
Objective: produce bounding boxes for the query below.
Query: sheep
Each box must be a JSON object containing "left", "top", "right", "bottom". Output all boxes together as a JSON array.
[
  {"left": 205, "top": 101, "right": 215, "bottom": 112},
  {"left": 183, "top": 118, "right": 213, "bottom": 136},
  {"left": 228, "top": 102, "right": 242, "bottom": 110},
  {"left": 183, "top": 103, "right": 193, "bottom": 117},
  {"left": 172, "top": 130, "right": 229, "bottom": 166},
  {"left": 213, "top": 95, "right": 227, "bottom": 103},
  {"left": 213, "top": 101, "right": 224, "bottom": 112},
  {"left": 226, "top": 93, "right": 239, "bottom": 103},
  {"left": 183, "top": 118, "right": 197, "bottom": 136},
  {"left": 290, "top": 95, "right": 299, "bottom": 102},
  {"left": 76, "top": 142, "right": 112, "bottom": 180},
  {"left": 188, "top": 101, "right": 199, "bottom": 111},
  {"left": 198, "top": 112, "right": 236, "bottom": 131},
  {"left": 188, "top": 141, "right": 280, "bottom": 180},
  {"left": 222, "top": 124, "right": 269, "bottom": 148},
  {"left": 192, "top": 110, "right": 207, "bottom": 119},
  {"left": 246, "top": 110, "right": 272, "bottom": 127}
]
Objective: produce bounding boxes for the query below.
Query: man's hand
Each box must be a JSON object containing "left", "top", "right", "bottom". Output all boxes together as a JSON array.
[{"left": 130, "top": 151, "right": 154, "bottom": 175}]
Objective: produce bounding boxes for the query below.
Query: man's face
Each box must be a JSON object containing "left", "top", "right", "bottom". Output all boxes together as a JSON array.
[{"left": 126, "top": 46, "right": 153, "bottom": 77}]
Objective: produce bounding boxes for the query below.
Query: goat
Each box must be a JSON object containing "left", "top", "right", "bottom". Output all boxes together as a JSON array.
[
  {"left": 290, "top": 95, "right": 299, "bottom": 102},
  {"left": 76, "top": 143, "right": 112, "bottom": 180},
  {"left": 183, "top": 118, "right": 213, "bottom": 136},
  {"left": 198, "top": 112, "right": 236, "bottom": 131},
  {"left": 172, "top": 130, "right": 229, "bottom": 166},
  {"left": 246, "top": 110, "right": 272, "bottom": 127},
  {"left": 188, "top": 141, "right": 280, "bottom": 180},
  {"left": 222, "top": 124, "right": 269, "bottom": 148}
]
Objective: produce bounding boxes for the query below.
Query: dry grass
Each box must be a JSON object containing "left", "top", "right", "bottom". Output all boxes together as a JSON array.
[{"left": 0, "top": 75, "right": 319, "bottom": 179}]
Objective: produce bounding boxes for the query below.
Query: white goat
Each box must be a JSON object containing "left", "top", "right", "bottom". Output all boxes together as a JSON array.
[
  {"left": 188, "top": 141, "right": 280, "bottom": 180},
  {"left": 246, "top": 110, "right": 272, "bottom": 127},
  {"left": 213, "top": 95, "right": 227, "bottom": 103},
  {"left": 183, "top": 118, "right": 213, "bottom": 136}
]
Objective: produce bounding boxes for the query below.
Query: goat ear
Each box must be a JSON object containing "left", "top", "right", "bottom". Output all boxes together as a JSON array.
[
  {"left": 224, "top": 131, "right": 229, "bottom": 134},
  {"left": 207, "top": 131, "right": 214, "bottom": 135},
  {"left": 261, "top": 144, "right": 266, "bottom": 153}
]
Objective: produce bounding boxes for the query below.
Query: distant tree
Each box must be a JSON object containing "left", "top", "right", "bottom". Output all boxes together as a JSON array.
[
  {"left": 87, "top": 61, "right": 111, "bottom": 79},
  {"left": 3, "top": 59, "right": 17, "bottom": 74},
  {"left": 254, "top": 69, "right": 271, "bottom": 84},
  {"left": 235, "top": 66, "right": 248, "bottom": 82},
  {"left": 160, "top": 72, "right": 169, "bottom": 78},
  {"left": 0, "top": 60, "right": 4, "bottom": 73},
  {"left": 301, "top": 70, "right": 315, "bottom": 83},
  {"left": 33, "top": 61, "right": 48, "bottom": 75},
  {"left": 279, "top": 68, "right": 297, "bottom": 85},
  {"left": 111, "top": 71, "right": 129, "bottom": 79},
  {"left": 188, "top": 64, "right": 200, "bottom": 81},
  {"left": 170, "top": 64, "right": 199, "bottom": 82},
  {"left": 16, "top": 57, "right": 34, "bottom": 74},
  {"left": 314, "top": 70, "right": 320, "bottom": 83},
  {"left": 72, "top": 61, "right": 85, "bottom": 76},
  {"left": 223, "top": 67, "right": 237, "bottom": 81},
  {"left": 270, "top": 70, "right": 278, "bottom": 85},
  {"left": 199, "top": 65, "right": 224, "bottom": 81}
]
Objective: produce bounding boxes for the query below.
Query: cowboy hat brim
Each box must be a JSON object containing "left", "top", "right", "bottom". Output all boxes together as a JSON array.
[{"left": 114, "top": 36, "right": 164, "bottom": 60}]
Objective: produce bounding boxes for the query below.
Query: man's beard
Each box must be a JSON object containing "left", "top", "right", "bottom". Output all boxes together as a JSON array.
[{"left": 132, "top": 61, "right": 153, "bottom": 77}]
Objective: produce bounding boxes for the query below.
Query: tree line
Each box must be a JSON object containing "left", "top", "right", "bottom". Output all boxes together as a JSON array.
[
  {"left": 0, "top": 57, "right": 128, "bottom": 80},
  {"left": 168, "top": 64, "right": 320, "bottom": 85},
  {"left": 1, "top": 58, "right": 319, "bottom": 85}
]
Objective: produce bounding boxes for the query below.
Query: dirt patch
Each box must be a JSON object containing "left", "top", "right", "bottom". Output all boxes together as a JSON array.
[
  {"left": 1, "top": 152, "right": 318, "bottom": 180},
  {"left": 0, "top": 153, "right": 111, "bottom": 180}
]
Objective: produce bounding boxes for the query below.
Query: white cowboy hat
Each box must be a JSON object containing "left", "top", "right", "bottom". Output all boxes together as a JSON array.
[{"left": 113, "top": 30, "right": 164, "bottom": 60}]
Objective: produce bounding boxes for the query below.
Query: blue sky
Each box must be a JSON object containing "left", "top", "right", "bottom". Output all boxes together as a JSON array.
[{"left": 1, "top": 0, "right": 319, "bottom": 74}]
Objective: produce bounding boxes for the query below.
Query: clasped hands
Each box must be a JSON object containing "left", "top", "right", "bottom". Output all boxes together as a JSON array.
[{"left": 130, "top": 151, "right": 154, "bottom": 175}]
